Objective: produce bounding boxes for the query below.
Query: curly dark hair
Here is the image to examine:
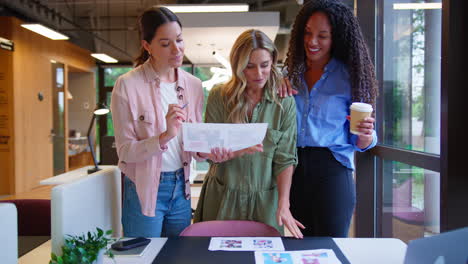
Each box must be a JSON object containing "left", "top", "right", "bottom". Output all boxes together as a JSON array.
[{"left": 286, "top": 0, "right": 378, "bottom": 108}]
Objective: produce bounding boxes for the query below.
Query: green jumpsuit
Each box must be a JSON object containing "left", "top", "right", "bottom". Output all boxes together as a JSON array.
[{"left": 193, "top": 85, "right": 297, "bottom": 233}]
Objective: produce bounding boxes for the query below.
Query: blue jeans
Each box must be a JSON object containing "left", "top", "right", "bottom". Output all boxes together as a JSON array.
[{"left": 122, "top": 168, "right": 191, "bottom": 237}]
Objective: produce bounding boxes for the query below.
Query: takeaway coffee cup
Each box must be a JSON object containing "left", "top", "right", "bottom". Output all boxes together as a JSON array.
[{"left": 350, "top": 102, "right": 373, "bottom": 135}]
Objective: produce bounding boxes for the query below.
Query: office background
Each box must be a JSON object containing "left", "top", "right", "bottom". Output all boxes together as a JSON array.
[{"left": 0, "top": 0, "right": 466, "bottom": 245}]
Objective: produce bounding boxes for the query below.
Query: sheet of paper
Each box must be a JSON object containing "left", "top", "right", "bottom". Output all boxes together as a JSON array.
[
  {"left": 182, "top": 123, "right": 268, "bottom": 153},
  {"left": 208, "top": 237, "right": 285, "bottom": 251},
  {"left": 254, "top": 249, "right": 342, "bottom": 264}
]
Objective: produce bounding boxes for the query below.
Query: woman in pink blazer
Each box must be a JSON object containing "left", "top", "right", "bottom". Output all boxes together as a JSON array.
[{"left": 111, "top": 6, "right": 204, "bottom": 237}]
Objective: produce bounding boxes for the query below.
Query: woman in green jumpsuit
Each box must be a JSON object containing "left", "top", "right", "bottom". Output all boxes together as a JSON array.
[{"left": 194, "top": 29, "right": 304, "bottom": 238}]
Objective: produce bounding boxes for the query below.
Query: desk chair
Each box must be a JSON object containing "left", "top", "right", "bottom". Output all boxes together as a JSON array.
[
  {"left": 0, "top": 199, "right": 51, "bottom": 257},
  {"left": 179, "top": 220, "right": 281, "bottom": 237}
]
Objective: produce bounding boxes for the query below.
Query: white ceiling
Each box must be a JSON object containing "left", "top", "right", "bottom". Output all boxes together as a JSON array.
[{"left": 177, "top": 12, "right": 279, "bottom": 64}]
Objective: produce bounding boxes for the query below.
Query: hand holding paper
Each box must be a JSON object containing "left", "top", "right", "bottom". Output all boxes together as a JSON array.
[{"left": 200, "top": 144, "right": 264, "bottom": 163}]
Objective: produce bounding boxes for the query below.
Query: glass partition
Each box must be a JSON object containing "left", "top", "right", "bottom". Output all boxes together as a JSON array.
[{"left": 381, "top": 160, "right": 440, "bottom": 242}]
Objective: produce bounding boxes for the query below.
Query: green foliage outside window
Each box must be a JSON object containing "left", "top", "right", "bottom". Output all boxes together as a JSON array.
[{"left": 104, "top": 67, "right": 133, "bottom": 87}]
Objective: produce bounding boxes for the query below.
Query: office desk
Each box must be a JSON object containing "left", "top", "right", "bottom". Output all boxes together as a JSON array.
[
  {"left": 19, "top": 237, "right": 406, "bottom": 264},
  {"left": 154, "top": 237, "right": 407, "bottom": 264}
]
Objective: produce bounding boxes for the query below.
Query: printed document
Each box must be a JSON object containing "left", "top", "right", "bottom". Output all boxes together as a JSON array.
[
  {"left": 254, "top": 249, "right": 342, "bottom": 264},
  {"left": 208, "top": 237, "right": 285, "bottom": 251},
  {"left": 182, "top": 123, "right": 268, "bottom": 153}
]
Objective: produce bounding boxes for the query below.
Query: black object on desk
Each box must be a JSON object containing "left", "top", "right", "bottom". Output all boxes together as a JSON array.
[{"left": 153, "top": 237, "right": 350, "bottom": 264}]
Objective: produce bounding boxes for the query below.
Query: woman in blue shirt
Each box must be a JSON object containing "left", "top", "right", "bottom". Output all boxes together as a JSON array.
[{"left": 282, "top": 0, "right": 378, "bottom": 237}]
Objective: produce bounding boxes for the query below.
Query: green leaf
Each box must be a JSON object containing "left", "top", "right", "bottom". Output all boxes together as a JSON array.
[
  {"left": 52, "top": 228, "right": 115, "bottom": 263},
  {"left": 78, "top": 247, "right": 86, "bottom": 255}
]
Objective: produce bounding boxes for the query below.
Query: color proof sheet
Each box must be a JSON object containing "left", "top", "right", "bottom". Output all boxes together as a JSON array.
[
  {"left": 254, "top": 249, "right": 342, "bottom": 264},
  {"left": 208, "top": 237, "right": 285, "bottom": 251}
]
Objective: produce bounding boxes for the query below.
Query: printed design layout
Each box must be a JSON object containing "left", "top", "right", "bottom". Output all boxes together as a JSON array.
[
  {"left": 262, "top": 253, "right": 294, "bottom": 264},
  {"left": 300, "top": 252, "right": 329, "bottom": 264},
  {"left": 254, "top": 239, "right": 274, "bottom": 249},
  {"left": 220, "top": 239, "right": 242, "bottom": 249}
]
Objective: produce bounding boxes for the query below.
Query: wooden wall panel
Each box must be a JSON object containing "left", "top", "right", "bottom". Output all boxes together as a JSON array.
[
  {"left": 0, "top": 16, "right": 96, "bottom": 194},
  {"left": 0, "top": 44, "right": 15, "bottom": 195},
  {"left": 0, "top": 18, "right": 15, "bottom": 195},
  {"left": 12, "top": 32, "right": 53, "bottom": 193}
]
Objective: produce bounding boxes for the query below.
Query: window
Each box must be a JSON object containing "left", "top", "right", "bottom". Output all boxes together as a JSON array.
[
  {"left": 355, "top": 0, "right": 442, "bottom": 239},
  {"left": 379, "top": 0, "right": 442, "bottom": 240},
  {"left": 101, "top": 66, "right": 133, "bottom": 137},
  {"left": 381, "top": 1, "right": 441, "bottom": 155},
  {"left": 381, "top": 160, "right": 439, "bottom": 243},
  {"left": 104, "top": 67, "right": 132, "bottom": 87}
]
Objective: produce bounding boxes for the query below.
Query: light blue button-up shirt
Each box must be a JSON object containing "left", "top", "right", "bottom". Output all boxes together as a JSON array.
[{"left": 294, "top": 58, "right": 377, "bottom": 170}]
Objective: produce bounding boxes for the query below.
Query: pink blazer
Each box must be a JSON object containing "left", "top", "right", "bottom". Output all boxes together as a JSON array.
[{"left": 111, "top": 59, "right": 204, "bottom": 217}]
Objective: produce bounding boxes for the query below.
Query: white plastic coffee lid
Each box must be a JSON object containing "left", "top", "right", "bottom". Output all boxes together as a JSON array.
[{"left": 350, "top": 102, "right": 373, "bottom": 112}]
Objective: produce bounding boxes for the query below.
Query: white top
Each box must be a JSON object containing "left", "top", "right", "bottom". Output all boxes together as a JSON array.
[{"left": 159, "top": 81, "right": 183, "bottom": 172}]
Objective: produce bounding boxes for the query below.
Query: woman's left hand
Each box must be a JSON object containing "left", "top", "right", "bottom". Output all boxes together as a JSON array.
[
  {"left": 277, "top": 77, "right": 298, "bottom": 98},
  {"left": 276, "top": 205, "right": 305, "bottom": 239},
  {"left": 347, "top": 116, "right": 375, "bottom": 149}
]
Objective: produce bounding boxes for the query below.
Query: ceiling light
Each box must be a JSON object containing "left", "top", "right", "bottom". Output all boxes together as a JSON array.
[
  {"left": 91, "top": 53, "right": 118, "bottom": 63},
  {"left": 393, "top": 3, "right": 442, "bottom": 10},
  {"left": 21, "top": 24, "right": 69, "bottom": 40},
  {"left": 161, "top": 4, "right": 249, "bottom": 13},
  {"left": 212, "top": 51, "right": 231, "bottom": 72}
]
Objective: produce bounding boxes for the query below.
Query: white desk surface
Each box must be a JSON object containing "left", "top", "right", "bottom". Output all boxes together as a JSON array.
[
  {"left": 19, "top": 238, "right": 167, "bottom": 264},
  {"left": 40, "top": 165, "right": 117, "bottom": 185},
  {"left": 334, "top": 238, "right": 407, "bottom": 264},
  {"left": 19, "top": 237, "right": 406, "bottom": 264}
]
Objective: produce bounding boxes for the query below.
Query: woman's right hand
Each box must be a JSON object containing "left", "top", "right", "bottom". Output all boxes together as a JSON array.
[
  {"left": 164, "top": 104, "right": 187, "bottom": 139},
  {"left": 277, "top": 77, "right": 298, "bottom": 98}
]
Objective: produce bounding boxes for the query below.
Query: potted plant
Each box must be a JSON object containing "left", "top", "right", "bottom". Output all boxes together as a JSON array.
[{"left": 50, "top": 227, "right": 116, "bottom": 264}]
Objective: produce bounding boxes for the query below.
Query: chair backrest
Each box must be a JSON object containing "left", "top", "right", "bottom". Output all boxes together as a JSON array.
[
  {"left": 51, "top": 166, "right": 122, "bottom": 255},
  {"left": 0, "top": 203, "right": 18, "bottom": 264},
  {"left": 179, "top": 220, "right": 281, "bottom": 237},
  {"left": 0, "top": 199, "right": 51, "bottom": 236}
]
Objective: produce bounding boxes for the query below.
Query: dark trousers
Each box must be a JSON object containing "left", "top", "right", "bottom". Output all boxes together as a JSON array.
[{"left": 290, "top": 147, "right": 356, "bottom": 237}]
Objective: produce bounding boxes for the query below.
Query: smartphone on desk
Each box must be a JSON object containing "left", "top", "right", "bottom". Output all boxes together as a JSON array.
[{"left": 111, "top": 237, "right": 151, "bottom": 251}]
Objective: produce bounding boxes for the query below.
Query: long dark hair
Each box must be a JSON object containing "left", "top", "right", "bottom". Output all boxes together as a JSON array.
[
  {"left": 286, "top": 0, "right": 378, "bottom": 108},
  {"left": 135, "top": 6, "right": 181, "bottom": 67}
]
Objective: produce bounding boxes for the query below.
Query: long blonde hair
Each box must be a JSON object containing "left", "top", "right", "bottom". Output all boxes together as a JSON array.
[{"left": 222, "top": 29, "right": 283, "bottom": 123}]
